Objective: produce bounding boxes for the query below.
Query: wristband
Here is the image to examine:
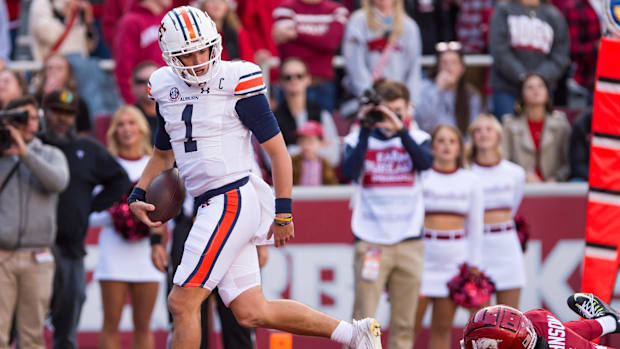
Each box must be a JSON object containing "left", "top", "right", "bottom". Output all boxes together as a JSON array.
[
  {"left": 274, "top": 220, "right": 292, "bottom": 226},
  {"left": 150, "top": 234, "right": 162, "bottom": 245},
  {"left": 275, "top": 198, "right": 292, "bottom": 214},
  {"left": 274, "top": 216, "right": 293, "bottom": 223},
  {"left": 127, "top": 187, "right": 146, "bottom": 205}
]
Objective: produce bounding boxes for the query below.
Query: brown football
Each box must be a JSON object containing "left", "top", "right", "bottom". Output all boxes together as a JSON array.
[{"left": 146, "top": 168, "right": 186, "bottom": 223}]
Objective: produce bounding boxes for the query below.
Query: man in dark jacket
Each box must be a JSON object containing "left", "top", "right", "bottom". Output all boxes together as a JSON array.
[
  {"left": 569, "top": 111, "right": 592, "bottom": 181},
  {"left": 40, "top": 89, "right": 130, "bottom": 349}
]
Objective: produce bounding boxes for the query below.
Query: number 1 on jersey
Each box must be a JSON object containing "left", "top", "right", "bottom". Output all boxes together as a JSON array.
[{"left": 181, "top": 104, "right": 197, "bottom": 153}]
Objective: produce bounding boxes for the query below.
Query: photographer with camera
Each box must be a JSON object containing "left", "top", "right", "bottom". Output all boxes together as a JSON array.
[
  {"left": 342, "top": 80, "right": 432, "bottom": 349},
  {"left": 0, "top": 95, "right": 69, "bottom": 349}
]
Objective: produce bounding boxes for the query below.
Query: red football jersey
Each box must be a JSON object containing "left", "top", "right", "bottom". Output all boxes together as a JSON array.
[{"left": 525, "top": 309, "right": 610, "bottom": 349}]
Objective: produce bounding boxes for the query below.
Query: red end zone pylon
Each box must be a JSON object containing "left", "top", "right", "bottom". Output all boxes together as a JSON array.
[{"left": 581, "top": 37, "right": 620, "bottom": 304}]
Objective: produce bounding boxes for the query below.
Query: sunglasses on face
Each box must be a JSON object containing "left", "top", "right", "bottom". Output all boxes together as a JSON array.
[
  {"left": 282, "top": 73, "right": 306, "bottom": 81},
  {"left": 133, "top": 78, "right": 149, "bottom": 85},
  {"left": 435, "top": 41, "right": 463, "bottom": 52}
]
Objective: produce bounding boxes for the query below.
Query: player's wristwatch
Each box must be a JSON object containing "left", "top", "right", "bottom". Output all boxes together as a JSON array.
[{"left": 128, "top": 187, "right": 146, "bottom": 205}]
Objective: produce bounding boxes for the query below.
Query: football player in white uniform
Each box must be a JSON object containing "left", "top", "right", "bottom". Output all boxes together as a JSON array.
[{"left": 127, "top": 6, "right": 383, "bottom": 349}]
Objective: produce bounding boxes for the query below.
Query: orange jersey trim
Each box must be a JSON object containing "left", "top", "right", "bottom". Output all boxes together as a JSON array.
[{"left": 234, "top": 76, "right": 264, "bottom": 92}]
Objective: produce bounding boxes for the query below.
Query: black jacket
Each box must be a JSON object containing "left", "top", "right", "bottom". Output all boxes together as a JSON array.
[
  {"left": 569, "top": 112, "right": 591, "bottom": 181},
  {"left": 41, "top": 134, "right": 130, "bottom": 258}
]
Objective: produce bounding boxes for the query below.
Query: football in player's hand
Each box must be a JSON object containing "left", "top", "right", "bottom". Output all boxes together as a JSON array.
[{"left": 146, "top": 168, "right": 186, "bottom": 223}]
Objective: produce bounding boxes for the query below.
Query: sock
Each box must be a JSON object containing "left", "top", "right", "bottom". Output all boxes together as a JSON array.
[
  {"left": 596, "top": 315, "right": 617, "bottom": 335},
  {"left": 330, "top": 320, "right": 354, "bottom": 345}
]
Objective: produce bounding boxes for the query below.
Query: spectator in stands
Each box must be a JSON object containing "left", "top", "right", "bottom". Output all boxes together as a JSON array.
[
  {"left": 503, "top": 74, "right": 571, "bottom": 182},
  {"left": 101, "top": 0, "right": 133, "bottom": 53},
  {"left": 343, "top": 80, "right": 432, "bottom": 349},
  {"left": 0, "top": 0, "right": 9, "bottom": 66},
  {"left": 416, "top": 41, "right": 482, "bottom": 135},
  {"left": 89, "top": 105, "right": 164, "bottom": 349},
  {"left": 29, "top": 0, "right": 97, "bottom": 61},
  {"left": 467, "top": 114, "right": 526, "bottom": 309},
  {"left": 404, "top": 0, "right": 458, "bottom": 55},
  {"left": 40, "top": 89, "right": 130, "bottom": 349},
  {"left": 489, "top": 0, "right": 570, "bottom": 120},
  {"left": 114, "top": 0, "right": 169, "bottom": 104},
  {"left": 236, "top": 0, "right": 280, "bottom": 66},
  {"left": 414, "top": 124, "right": 483, "bottom": 349},
  {"left": 343, "top": 0, "right": 422, "bottom": 108},
  {"left": 274, "top": 57, "right": 341, "bottom": 166},
  {"left": 32, "top": 54, "right": 92, "bottom": 135},
  {"left": 455, "top": 0, "right": 497, "bottom": 54},
  {"left": 199, "top": 0, "right": 255, "bottom": 62},
  {"left": 30, "top": 0, "right": 120, "bottom": 118},
  {"left": 552, "top": 0, "right": 601, "bottom": 95},
  {"left": 292, "top": 121, "right": 339, "bottom": 185},
  {"left": 0, "top": 96, "right": 69, "bottom": 349},
  {"left": 569, "top": 111, "right": 592, "bottom": 181},
  {"left": 0, "top": 69, "right": 26, "bottom": 109},
  {"left": 132, "top": 61, "right": 159, "bottom": 143},
  {"left": 272, "top": 0, "right": 349, "bottom": 111},
  {"left": 5, "top": 0, "right": 19, "bottom": 61}
]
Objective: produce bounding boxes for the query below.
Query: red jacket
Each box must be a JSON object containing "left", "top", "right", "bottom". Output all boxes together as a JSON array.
[
  {"left": 237, "top": 0, "right": 280, "bottom": 57},
  {"left": 102, "top": 0, "right": 134, "bottom": 49},
  {"left": 273, "top": 0, "right": 348, "bottom": 80},
  {"left": 220, "top": 27, "right": 255, "bottom": 63},
  {"left": 113, "top": 2, "right": 166, "bottom": 104}
]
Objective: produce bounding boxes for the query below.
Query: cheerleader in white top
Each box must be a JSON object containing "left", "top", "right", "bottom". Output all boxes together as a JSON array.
[
  {"left": 89, "top": 105, "right": 165, "bottom": 348},
  {"left": 414, "top": 125, "right": 484, "bottom": 349},
  {"left": 467, "top": 114, "right": 526, "bottom": 308}
]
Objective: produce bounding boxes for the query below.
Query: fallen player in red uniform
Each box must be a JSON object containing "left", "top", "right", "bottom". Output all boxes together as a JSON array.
[{"left": 461, "top": 293, "right": 620, "bottom": 349}]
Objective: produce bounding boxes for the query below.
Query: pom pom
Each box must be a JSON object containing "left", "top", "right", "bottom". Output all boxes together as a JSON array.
[
  {"left": 514, "top": 215, "right": 530, "bottom": 252},
  {"left": 108, "top": 193, "right": 150, "bottom": 242},
  {"left": 447, "top": 263, "right": 495, "bottom": 309}
]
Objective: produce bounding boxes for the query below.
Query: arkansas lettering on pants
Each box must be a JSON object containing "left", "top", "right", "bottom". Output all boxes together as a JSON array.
[{"left": 525, "top": 309, "right": 611, "bottom": 349}]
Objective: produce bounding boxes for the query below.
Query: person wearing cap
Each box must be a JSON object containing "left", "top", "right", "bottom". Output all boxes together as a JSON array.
[
  {"left": 39, "top": 89, "right": 131, "bottom": 349},
  {"left": 0, "top": 95, "right": 69, "bottom": 349},
  {"left": 292, "top": 120, "right": 339, "bottom": 185}
]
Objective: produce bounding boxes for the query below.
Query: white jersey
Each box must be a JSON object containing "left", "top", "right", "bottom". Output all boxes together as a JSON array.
[
  {"left": 344, "top": 127, "right": 430, "bottom": 245},
  {"left": 420, "top": 168, "right": 484, "bottom": 267},
  {"left": 148, "top": 60, "right": 266, "bottom": 197},
  {"left": 471, "top": 160, "right": 526, "bottom": 216}
]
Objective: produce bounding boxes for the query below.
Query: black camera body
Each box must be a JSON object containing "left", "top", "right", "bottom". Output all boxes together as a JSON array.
[
  {"left": 359, "top": 88, "right": 403, "bottom": 126},
  {"left": 359, "top": 88, "right": 384, "bottom": 125},
  {"left": 0, "top": 109, "right": 29, "bottom": 152}
]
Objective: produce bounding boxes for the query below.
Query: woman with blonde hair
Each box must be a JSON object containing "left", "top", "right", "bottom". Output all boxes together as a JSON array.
[
  {"left": 342, "top": 0, "right": 423, "bottom": 106},
  {"left": 467, "top": 114, "right": 526, "bottom": 309},
  {"left": 89, "top": 105, "right": 165, "bottom": 349},
  {"left": 415, "top": 124, "right": 484, "bottom": 349}
]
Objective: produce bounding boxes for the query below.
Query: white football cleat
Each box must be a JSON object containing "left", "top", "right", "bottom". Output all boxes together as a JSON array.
[{"left": 349, "top": 318, "right": 383, "bottom": 349}]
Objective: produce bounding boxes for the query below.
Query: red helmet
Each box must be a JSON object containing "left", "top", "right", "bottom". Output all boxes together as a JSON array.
[{"left": 461, "top": 305, "right": 538, "bottom": 349}]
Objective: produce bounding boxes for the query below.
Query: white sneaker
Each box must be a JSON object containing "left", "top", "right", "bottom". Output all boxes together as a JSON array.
[{"left": 349, "top": 318, "right": 382, "bottom": 349}]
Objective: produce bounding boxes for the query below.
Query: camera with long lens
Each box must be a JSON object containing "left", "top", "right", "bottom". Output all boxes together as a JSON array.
[{"left": 0, "top": 109, "right": 29, "bottom": 152}]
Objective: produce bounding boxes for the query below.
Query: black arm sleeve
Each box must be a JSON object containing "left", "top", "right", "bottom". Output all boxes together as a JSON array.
[
  {"left": 91, "top": 143, "right": 132, "bottom": 212},
  {"left": 342, "top": 127, "right": 371, "bottom": 180},
  {"left": 235, "top": 94, "right": 281, "bottom": 143},
  {"left": 154, "top": 103, "right": 172, "bottom": 150},
  {"left": 397, "top": 129, "right": 433, "bottom": 171}
]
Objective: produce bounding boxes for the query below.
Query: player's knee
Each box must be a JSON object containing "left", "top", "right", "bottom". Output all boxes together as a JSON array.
[{"left": 168, "top": 291, "right": 190, "bottom": 317}]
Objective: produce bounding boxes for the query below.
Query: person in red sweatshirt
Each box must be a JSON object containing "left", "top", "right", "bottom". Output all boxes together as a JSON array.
[
  {"left": 272, "top": 0, "right": 348, "bottom": 111},
  {"left": 114, "top": 0, "right": 170, "bottom": 104},
  {"left": 199, "top": 0, "right": 255, "bottom": 62},
  {"left": 461, "top": 293, "right": 620, "bottom": 349}
]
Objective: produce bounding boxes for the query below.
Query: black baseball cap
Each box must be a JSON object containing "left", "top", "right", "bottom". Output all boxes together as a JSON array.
[{"left": 43, "top": 89, "right": 78, "bottom": 114}]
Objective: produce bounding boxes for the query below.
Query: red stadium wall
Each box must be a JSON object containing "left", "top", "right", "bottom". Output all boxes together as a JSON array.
[{"left": 65, "top": 183, "right": 620, "bottom": 349}]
